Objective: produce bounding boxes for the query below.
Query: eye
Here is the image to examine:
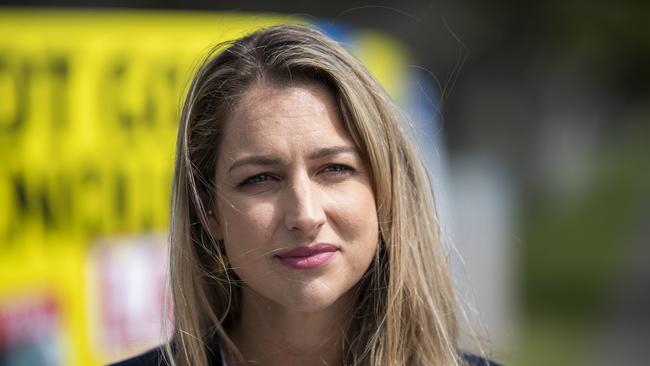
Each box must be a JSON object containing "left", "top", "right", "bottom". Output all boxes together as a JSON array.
[
  {"left": 239, "top": 173, "right": 276, "bottom": 187},
  {"left": 320, "top": 164, "right": 355, "bottom": 176}
]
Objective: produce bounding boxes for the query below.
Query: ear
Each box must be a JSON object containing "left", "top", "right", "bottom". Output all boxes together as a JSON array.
[{"left": 206, "top": 209, "right": 223, "bottom": 240}]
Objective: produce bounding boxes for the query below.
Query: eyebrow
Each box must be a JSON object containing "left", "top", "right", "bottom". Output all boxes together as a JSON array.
[
  {"left": 227, "top": 145, "right": 358, "bottom": 173},
  {"left": 308, "top": 145, "right": 358, "bottom": 160}
]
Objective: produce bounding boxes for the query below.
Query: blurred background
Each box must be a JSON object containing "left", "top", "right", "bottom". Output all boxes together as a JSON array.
[{"left": 0, "top": 1, "right": 648, "bottom": 365}]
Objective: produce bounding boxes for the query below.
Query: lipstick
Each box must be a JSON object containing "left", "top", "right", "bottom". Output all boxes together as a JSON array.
[{"left": 276, "top": 243, "right": 337, "bottom": 270}]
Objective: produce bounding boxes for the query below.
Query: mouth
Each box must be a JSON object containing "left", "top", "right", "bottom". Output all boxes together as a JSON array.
[{"left": 275, "top": 243, "right": 338, "bottom": 270}]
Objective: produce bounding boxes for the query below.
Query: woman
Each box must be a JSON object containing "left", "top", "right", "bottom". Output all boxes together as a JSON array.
[{"left": 113, "top": 24, "right": 497, "bottom": 366}]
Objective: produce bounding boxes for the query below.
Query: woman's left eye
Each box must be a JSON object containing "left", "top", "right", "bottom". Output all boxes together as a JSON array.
[{"left": 320, "top": 164, "right": 354, "bottom": 176}]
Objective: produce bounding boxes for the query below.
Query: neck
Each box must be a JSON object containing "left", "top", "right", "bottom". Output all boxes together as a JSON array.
[{"left": 227, "top": 287, "right": 354, "bottom": 366}]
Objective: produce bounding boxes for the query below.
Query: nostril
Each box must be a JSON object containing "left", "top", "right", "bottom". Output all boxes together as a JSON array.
[{"left": 285, "top": 207, "right": 326, "bottom": 233}]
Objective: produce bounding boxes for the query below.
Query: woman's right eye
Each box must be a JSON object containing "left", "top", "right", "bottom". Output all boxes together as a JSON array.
[{"left": 239, "top": 173, "right": 276, "bottom": 187}]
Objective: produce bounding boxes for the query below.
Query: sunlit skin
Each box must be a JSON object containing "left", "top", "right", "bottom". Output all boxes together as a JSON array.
[{"left": 209, "top": 82, "right": 379, "bottom": 365}]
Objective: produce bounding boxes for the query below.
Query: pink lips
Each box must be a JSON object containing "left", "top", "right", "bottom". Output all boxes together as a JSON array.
[{"left": 276, "top": 243, "right": 338, "bottom": 270}]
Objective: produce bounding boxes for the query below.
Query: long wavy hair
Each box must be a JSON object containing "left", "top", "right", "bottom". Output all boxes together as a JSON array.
[{"left": 166, "top": 24, "right": 463, "bottom": 365}]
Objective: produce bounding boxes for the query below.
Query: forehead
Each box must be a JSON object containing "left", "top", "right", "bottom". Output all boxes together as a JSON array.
[{"left": 219, "top": 82, "right": 352, "bottom": 152}]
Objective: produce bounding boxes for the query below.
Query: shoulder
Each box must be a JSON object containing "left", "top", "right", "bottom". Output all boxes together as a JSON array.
[
  {"left": 462, "top": 352, "right": 502, "bottom": 366},
  {"left": 109, "top": 345, "right": 497, "bottom": 366},
  {"left": 108, "top": 347, "right": 168, "bottom": 366},
  {"left": 107, "top": 344, "right": 224, "bottom": 366}
]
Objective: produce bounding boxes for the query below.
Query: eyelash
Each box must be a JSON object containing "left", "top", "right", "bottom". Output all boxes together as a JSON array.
[
  {"left": 322, "top": 164, "right": 353, "bottom": 175},
  {"left": 239, "top": 173, "right": 276, "bottom": 187},
  {"left": 238, "top": 164, "right": 355, "bottom": 188}
]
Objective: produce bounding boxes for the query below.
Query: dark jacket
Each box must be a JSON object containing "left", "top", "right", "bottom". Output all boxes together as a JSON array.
[{"left": 110, "top": 345, "right": 500, "bottom": 365}]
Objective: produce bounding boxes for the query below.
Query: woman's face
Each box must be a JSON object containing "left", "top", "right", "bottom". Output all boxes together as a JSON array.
[{"left": 212, "top": 82, "right": 378, "bottom": 313}]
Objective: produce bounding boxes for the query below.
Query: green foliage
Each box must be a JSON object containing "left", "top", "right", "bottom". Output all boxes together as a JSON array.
[{"left": 523, "top": 129, "right": 650, "bottom": 320}]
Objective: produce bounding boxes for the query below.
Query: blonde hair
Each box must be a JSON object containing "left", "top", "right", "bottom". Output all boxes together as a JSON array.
[{"left": 167, "top": 24, "right": 463, "bottom": 365}]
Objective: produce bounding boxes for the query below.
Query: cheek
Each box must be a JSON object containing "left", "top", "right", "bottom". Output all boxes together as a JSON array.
[
  {"left": 326, "top": 187, "right": 379, "bottom": 275},
  {"left": 331, "top": 187, "right": 378, "bottom": 235},
  {"left": 338, "top": 197, "right": 378, "bottom": 278},
  {"left": 218, "top": 199, "right": 276, "bottom": 258}
]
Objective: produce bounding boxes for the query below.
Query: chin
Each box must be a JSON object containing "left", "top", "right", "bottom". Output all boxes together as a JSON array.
[
  {"left": 269, "top": 281, "right": 353, "bottom": 314},
  {"left": 281, "top": 297, "right": 339, "bottom": 313}
]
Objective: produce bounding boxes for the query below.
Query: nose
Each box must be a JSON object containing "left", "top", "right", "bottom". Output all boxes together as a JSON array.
[{"left": 283, "top": 174, "right": 326, "bottom": 234}]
